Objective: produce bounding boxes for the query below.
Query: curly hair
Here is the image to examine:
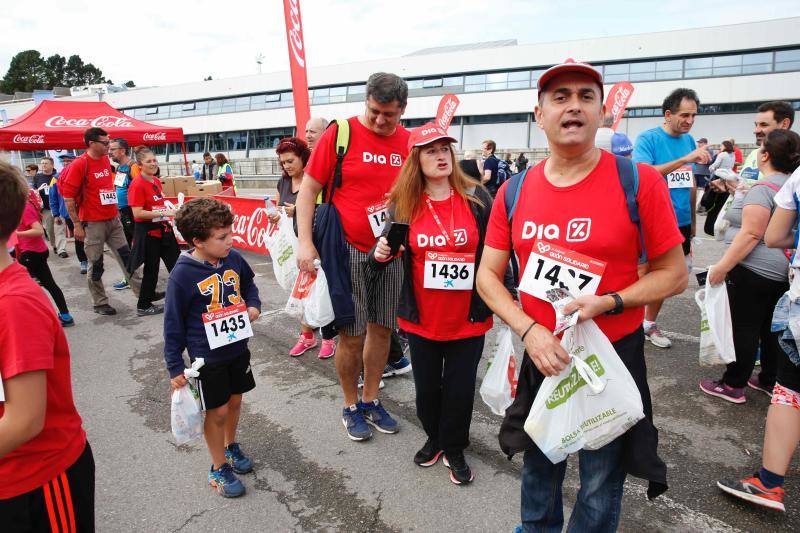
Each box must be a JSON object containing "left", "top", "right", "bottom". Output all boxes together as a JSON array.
[{"left": 175, "top": 197, "right": 234, "bottom": 245}]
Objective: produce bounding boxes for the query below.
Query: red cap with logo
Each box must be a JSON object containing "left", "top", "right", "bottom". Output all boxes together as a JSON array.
[
  {"left": 407, "top": 122, "right": 457, "bottom": 151},
  {"left": 537, "top": 58, "right": 604, "bottom": 93}
]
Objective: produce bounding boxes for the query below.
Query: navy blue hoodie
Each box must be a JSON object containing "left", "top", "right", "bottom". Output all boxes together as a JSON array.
[{"left": 164, "top": 249, "right": 261, "bottom": 378}]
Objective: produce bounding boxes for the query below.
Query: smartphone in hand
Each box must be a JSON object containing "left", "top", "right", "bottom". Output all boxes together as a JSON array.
[{"left": 386, "top": 222, "right": 409, "bottom": 256}]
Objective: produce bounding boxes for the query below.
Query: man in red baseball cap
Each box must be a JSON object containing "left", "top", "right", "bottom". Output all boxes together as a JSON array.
[{"left": 477, "top": 59, "right": 687, "bottom": 530}]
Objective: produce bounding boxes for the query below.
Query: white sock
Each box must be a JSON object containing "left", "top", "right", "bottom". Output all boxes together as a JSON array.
[{"left": 643, "top": 320, "right": 655, "bottom": 329}]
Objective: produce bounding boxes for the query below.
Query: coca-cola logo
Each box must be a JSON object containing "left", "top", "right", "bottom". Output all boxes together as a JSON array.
[
  {"left": 231, "top": 204, "right": 270, "bottom": 250},
  {"left": 44, "top": 115, "right": 135, "bottom": 128},
  {"left": 13, "top": 134, "right": 44, "bottom": 144},
  {"left": 143, "top": 132, "right": 167, "bottom": 141},
  {"left": 436, "top": 95, "right": 459, "bottom": 130},
  {"left": 610, "top": 87, "right": 631, "bottom": 118},
  {"left": 286, "top": 0, "right": 306, "bottom": 69}
]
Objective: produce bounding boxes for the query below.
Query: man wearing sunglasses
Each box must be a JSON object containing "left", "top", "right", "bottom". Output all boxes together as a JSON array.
[{"left": 60, "top": 127, "right": 138, "bottom": 316}]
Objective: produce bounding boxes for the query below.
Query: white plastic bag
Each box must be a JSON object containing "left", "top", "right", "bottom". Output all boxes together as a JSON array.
[
  {"left": 698, "top": 273, "right": 736, "bottom": 365},
  {"left": 170, "top": 358, "right": 205, "bottom": 445},
  {"left": 285, "top": 268, "right": 316, "bottom": 319},
  {"left": 523, "top": 320, "right": 645, "bottom": 464},
  {"left": 480, "top": 326, "right": 519, "bottom": 415},
  {"left": 303, "top": 265, "right": 335, "bottom": 328},
  {"left": 265, "top": 212, "right": 299, "bottom": 291}
]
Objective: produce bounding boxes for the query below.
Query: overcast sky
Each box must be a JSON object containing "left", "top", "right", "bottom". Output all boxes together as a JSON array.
[{"left": 1, "top": 0, "right": 797, "bottom": 88}]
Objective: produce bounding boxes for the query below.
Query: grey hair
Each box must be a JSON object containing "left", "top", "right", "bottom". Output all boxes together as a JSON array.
[{"left": 365, "top": 72, "right": 408, "bottom": 108}]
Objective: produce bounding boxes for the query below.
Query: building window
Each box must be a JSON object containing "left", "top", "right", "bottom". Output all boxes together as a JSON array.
[
  {"left": 712, "top": 54, "right": 743, "bottom": 76},
  {"left": 208, "top": 132, "right": 226, "bottom": 152},
  {"left": 442, "top": 76, "right": 463, "bottom": 87},
  {"left": 464, "top": 74, "right": 485, "bottom": 92},
  {"left": 235, "top": 97, "right": 250, "bottom": 112},
  {"left": 226, "top": 131, "right": 247, "bottom": 151},
  {"left": 603, "top": 63, "right": 629, "bottom": 83},
  {"left": 776, "top": 48, "right": 800, "bottom": 72},
  {"left": 507, "top": 70, "right": 531, "bottom": 89},
  {"left": 329, "top": 86, "right": 347, "bottom": 103},
  {"left": 248, "top": 127, "right": 294, "bottom": 150},
  {"left": 348, "top": 84, "right": 366, "bottom": 96},
  {"left": 311, "top": 88, "right": 329, "bottom": 105},
  {"left": 684, "top": 56, "right": 712, "bottom": 78},
  {"left": 423, "top": 78, "right": 443, "bottom": 88},
  {"left": 183, "top": 134, "right": 204, "bottom": 153},
  {"left": 464, "top": 113, "right": 527, "bottom": 124},
  {"left": 742, "top": 51, "right": 773, "bottom": 74},
  {"left": 207, "top": 99, "right": 223, "bottom": 114}
]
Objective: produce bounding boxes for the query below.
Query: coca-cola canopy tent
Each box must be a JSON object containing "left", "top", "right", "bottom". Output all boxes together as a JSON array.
[{"left": 0, "top": 100, "right": 184, "bottom": 150}]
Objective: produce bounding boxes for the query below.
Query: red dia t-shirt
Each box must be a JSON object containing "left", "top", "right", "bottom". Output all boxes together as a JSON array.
[
  {"left": 0, "top": 263, "right": 86, "bottom": 499},
  {"left": 305, "top": 117, "right": 410, "bottom": 252},
  {"left": 485, "top": 151, "right": 684, "bottom": 342},
  {"left": 59, "top": 152, "right": 118, "bottom": 221},
  {"left": 16, "top": 202, "right": 48, "bottom": 254},
  {"left": 128, "top": 176, "right": 171, "bottom": 238},
  {"left": 398, "top": 193, "right": 492, "bottom": 340}
]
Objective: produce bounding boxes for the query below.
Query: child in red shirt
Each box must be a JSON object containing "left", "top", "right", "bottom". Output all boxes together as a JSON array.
[
  {"left": 0, "top": 161, "right": 94, "bottom": 532},
  {"left": 15, "top": 189, "right": 74, "bottom": 327}
]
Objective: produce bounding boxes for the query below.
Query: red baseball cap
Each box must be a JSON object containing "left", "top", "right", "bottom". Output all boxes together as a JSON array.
[
  {"left": 408, "top": 122, "right": 457, "bottom": 151},
  {"left": 537, "top": 58, "right": 604, "bottom": 93}
]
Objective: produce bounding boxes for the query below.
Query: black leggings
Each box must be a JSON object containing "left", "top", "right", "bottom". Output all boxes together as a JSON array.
[
  {"left": 64, "top": 218, "right": 87, "bottom": 263},
  {"left": 138, "top": 234, "right": 180, "bottom": 309},
  {"left": 722, "top": 265, "right": 789, "bottom": 388},
  {"left": 18, "top": 250, "right": 69, "bottom": 315},
  {"left": 407, "top": 333, "right": 484, "bottom": 454}
]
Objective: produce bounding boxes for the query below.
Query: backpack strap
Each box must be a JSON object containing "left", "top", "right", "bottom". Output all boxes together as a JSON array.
[
  {"left": 504, "top": 168, "right": 529, "bottom": 222},
  {"left": 615, "top": 155, "right": 647, "bottom": 264},
  {"left": 752, "top": 181, "right": 781, "bottom": 193},
  {"left": 325, "top": 118, "right": 350, "bottom": 203}
]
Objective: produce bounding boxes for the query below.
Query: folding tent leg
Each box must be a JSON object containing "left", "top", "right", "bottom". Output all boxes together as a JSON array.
[{"left": 182, "top": 141, "right": 189, "bottom": 176}]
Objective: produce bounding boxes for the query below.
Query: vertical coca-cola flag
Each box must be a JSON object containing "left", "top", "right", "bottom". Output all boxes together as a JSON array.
[
  {"left": 604, "top": 82, "right": 634, "bottom": 131},
  {"left": 283, "top": 0, "right": 311, "bottom": 135},
  {"left": 435, "top": 94, "right": 460, "bottom": 130}
]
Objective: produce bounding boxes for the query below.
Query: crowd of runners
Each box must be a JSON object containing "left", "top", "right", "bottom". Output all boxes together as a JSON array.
[{"left": 1, "top": 59, "right": 799, "bottom": 532}]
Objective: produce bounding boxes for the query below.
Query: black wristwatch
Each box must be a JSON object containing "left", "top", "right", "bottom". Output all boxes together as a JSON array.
[{"left": 604, "top": 292, "right": 624, "bottom": 315}]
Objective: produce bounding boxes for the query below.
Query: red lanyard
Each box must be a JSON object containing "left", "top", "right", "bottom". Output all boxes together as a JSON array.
[{"left": 424, "top": 188, "right": 454, "bottom": 246}]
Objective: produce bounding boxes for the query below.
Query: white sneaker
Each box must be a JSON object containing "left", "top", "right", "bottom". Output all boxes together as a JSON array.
[
  {"left": 358, "top": 374, "right": 385, "bottom": 389},
  {"left": 644, "top": 322, "right": 672, "bottom": 348}
]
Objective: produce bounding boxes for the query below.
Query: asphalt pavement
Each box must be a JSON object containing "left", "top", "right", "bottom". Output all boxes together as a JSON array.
[{"left": 48, "top": 214, "right": 799, "bottom": 532}]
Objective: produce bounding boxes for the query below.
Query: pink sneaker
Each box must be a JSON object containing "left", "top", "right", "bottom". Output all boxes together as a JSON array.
[
  {"left": 289, "top": 334, "right": 317, "bottom": 357},
  {"left": 699, "top": 379, "right": 746, "bottom": 404},
  {"left": 319, "top": 338, "right": 336, "bottom": 359}
]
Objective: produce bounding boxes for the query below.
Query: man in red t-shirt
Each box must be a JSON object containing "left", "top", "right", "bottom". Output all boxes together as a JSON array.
[
  {"left": 60, "top": 127, "right": 140, "bottom": 316},
  {"left": 0, "top": 161, "right": 94, "bottom": 531},
  {"left": 476, "top": 59, "right": 688, "bottom": 531},
  {"left": 296, "top": 73, "right": 410, "bottom": 441}
]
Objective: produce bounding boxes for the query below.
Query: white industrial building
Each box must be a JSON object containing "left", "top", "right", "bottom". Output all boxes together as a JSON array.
[{"left": 2, "top": 17, "right": 799, "bottom": 164}]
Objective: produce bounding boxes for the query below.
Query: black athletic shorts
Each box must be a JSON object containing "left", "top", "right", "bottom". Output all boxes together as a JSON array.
[
  {"left": 195, "top": 350, "right": 256, "bottom": 411},
  {"left": 1, "top": 441, "right": 95, "bottom": 533},
  {"left": 776, "top": 350, "right": 800, "bottom": 393},
  {"left": 679, "top": 225, "right": 692, "bottom": 256}
]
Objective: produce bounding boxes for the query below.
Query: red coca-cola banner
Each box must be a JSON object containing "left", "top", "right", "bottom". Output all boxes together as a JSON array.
[
  {"left": 283, "top": 0, "right": 310, "bottom": 135},
  {"left": 435, "top": 94, "right": 460, "bottom": 130},
  {"left": 604, "top": 81, "right": 634, "bottom": 131},
  {"left": 165, "top": 195, "right": 273, "bottom": 253}
]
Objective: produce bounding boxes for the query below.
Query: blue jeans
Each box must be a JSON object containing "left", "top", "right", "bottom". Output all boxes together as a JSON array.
[{"left": 520, "top": 437, "right": 626, "bottom": 532}]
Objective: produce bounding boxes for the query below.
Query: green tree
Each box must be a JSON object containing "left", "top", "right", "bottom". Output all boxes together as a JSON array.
[
  {"left": 43, "top": 54, "right": 66, "bottom": 88},
  {"left": 0, "top": 50, "right": 48, "bottom": 93}
]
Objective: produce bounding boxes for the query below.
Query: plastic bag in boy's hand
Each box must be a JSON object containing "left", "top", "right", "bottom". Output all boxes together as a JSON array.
[
  {"left": 480, "top": 326, "right": 519, "bottom": 416},
  {"left": 171, "top": 383, "right": 203, "bottom": 445}
]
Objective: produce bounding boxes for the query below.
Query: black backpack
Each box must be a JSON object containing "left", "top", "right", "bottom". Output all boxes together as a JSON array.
[{"left": 496, "top": 158, "right": 512, "bottom": 185}]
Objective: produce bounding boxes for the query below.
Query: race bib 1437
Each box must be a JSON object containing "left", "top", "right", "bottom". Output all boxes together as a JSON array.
[{"left": 519, "top": 240, "right": 606, "bottom": 300}]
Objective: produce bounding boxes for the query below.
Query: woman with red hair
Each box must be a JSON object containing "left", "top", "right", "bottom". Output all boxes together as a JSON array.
[{"left": 273, "top": 137, "right": 337, "bottom": 359}]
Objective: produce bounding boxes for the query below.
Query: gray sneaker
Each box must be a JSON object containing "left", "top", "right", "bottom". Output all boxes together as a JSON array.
[
  {"left": 644, "top": 322, "right": 672, "bottom": 348},
  {"left": 137, "top": 304, "right": 164, "bottom": 316}
]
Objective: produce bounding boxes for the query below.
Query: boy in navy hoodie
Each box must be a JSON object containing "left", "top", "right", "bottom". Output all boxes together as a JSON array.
[{"left": 165, "top": 197, "right": 261, "bottom": 498}]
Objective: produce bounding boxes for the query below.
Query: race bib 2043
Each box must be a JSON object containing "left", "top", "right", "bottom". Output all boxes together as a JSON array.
[{"left": 667, "top": 166, "right": 693, "bottom": 189}]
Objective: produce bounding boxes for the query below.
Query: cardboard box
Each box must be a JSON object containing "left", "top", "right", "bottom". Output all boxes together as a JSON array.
[
  {"left": 163, "top": 176, "right": 194, "bottom": 196},
  {"left": 190, "top": 180, "right": 222, "bottom": 197},
  {"left": 161, "top": 178, "right": 175, "bottom": 198}
]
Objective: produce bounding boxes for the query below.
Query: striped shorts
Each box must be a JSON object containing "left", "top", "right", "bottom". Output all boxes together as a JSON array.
[{"left": 343, "top": 242, "right": 403, "bottom": 337}]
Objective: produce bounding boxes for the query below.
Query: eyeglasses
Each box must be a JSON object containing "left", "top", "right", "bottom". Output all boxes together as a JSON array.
[{"left": 91, "top": 139, "right": 110, "bottom": 146}]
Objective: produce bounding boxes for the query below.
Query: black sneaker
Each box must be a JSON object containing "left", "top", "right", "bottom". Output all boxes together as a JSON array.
[
  {"left": 93, "top": 304, "right": 117, "bottom": 316},
  {"left": 443, "top": 452, "right": 474, "bottom": 485},
  {"left": 414, "top": 439, "right": 443, "bottom": 467},
  {"left": 152, "top": 291, "right": 166, "bottom": 302},
  {"left": 137, "top": 304, "right": 164, "bottom": 316}
]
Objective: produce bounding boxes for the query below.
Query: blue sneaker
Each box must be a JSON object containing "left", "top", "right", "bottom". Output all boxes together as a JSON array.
[
  {"left": 225, "top": 442, "right": 253, "bottom": 474},
  {"left": 359, "top": 399, "right": 399, "bottom": 434},
  {"left": 383, "top": 356, "right": 412, "bottom": 378},
  {"left": 58, "top": 313, "right": 75, "bottom": 327},
  {"left": 79, "top": 261, "right": 88, "bottom": 275},
  {"left": 342, "top": 404, "right": 372, "bottom": 441},
  {"left": 113, "top": 279, "right": 129, "bottom": 290},
  {"left": 207, "top": 463, "right": 245, "bottom": 498}
]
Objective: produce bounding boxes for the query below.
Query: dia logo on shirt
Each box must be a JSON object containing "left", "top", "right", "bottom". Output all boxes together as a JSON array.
[
  {"left": 521, "top": 218, "right": 592, "bottom": 242},
  {"left": 363, "top": 152, "right": 403, "bottom": 167},
  {"left": 93, "top": 169, "right": 110, "bottom": 179}
]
